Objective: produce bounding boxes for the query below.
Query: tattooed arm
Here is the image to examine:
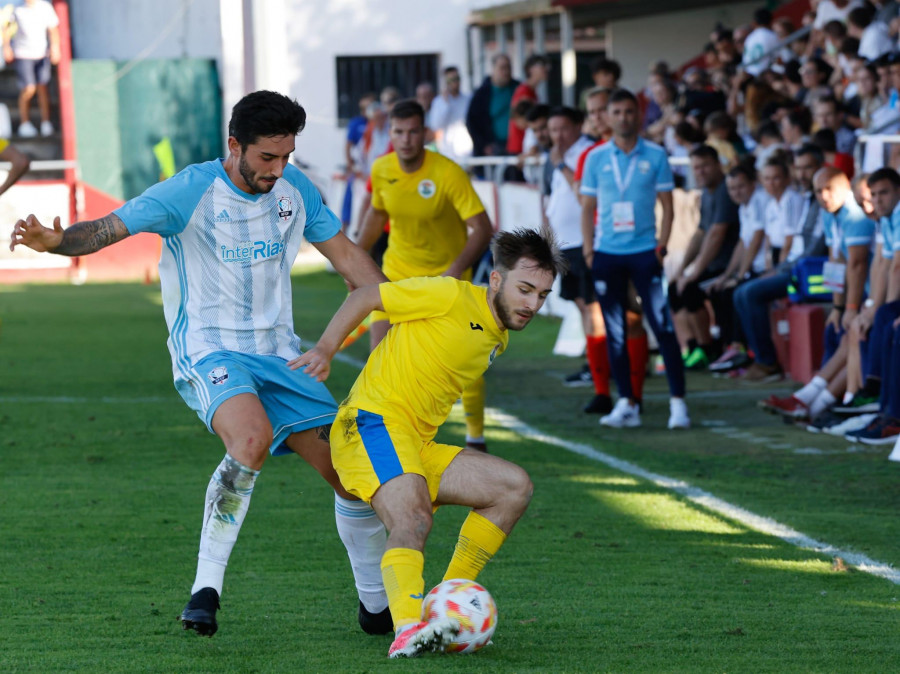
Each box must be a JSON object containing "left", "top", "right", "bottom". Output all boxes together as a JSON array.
[{"left": 9, "top": 213, "right": 130, "bottom": 255}]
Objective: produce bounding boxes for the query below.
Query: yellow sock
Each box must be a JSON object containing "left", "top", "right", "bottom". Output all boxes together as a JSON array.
[
  {"left": 443, "top": 511, "right": 507, "bottom": 582},
  {"left": 381, "top": 547, "right": 426, "bottom": 632},
  {"left": 462, "top": 375, "right": 486, "bottom": 439}
]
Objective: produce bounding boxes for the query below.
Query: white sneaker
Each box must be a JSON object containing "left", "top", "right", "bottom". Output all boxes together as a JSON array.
[
  {"left": 668, "top": 397, "right": 691, "bottom": 429},
  {"left": 600, "top": 398, "right": 641, "bottom": 428},
  {"left": 889, "top": 436, "right": 900, "bottom": 463},
  {"left": 823, "top": 413, "right": 877, "bottom": 437},
  {"left": 18, "top": 121, "right": 37, "bottom": 138},
  {"left": 40, "top": 120, "right": 54, "bottom": 136}
]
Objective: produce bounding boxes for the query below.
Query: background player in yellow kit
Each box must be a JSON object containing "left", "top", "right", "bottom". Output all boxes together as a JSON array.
[
  {"left": 356, "top": 99, "right": 494, "bottom": 452},
  {"left": 292, "top": 228, "right": 565, "bottom": 658}
]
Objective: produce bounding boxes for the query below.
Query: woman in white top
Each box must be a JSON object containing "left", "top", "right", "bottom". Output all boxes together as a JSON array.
[{"left": 762, "top": 156, "right": 805, "bottom": 266}]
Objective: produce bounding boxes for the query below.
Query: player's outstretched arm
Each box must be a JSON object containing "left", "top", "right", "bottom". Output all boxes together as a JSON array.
[
  {"left": 9, "top": 213, "right": 130, "bottom": 255},
  {"left": 289, "top": 285, "right": 385, "bottom": 381},
  {"left": 313, "top": 230, "right": 388, "bottom": 289}
]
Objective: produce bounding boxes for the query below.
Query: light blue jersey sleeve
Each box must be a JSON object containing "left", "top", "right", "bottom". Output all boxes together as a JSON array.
[
  {"left": 823, "top": 211, "right": 836, "bottom": 249},
  {"left": 114, "top": 164, "right": 213, "bottom": 237},
  {"left": 282, "top": 164, "right": 341, "bottom": 243},
  {"left": 889, "top": 210, "right": 900, "bottom": 257},
  {"left": 844, "top": 213, "right": 875, "bottom": 248},
  {"left": 579, "top": 150, "right": 600, "bottom": 197},
  {"left": 653, "top": 148, "right": 675, "bottom": 192}
]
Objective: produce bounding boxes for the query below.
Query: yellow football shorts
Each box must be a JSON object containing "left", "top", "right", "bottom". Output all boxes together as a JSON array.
[{"left": 331, "top": 405, "right": 462, "bottom": 504}]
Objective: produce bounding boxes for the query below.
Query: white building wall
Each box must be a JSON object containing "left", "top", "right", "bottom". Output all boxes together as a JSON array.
[
  {"left": 607, "top": 2, "right": 760, "bottom": 92},
  {"left": 69, "top": 0, "right": 222, "bottom": 60},
  {"left": 285, "top": 0, "right": 473, "bottom": 175}
]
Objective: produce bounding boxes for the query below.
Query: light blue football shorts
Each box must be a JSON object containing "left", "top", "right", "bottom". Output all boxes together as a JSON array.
[{"left": 175, "top": 350, "right": 338, "bottom": 456}]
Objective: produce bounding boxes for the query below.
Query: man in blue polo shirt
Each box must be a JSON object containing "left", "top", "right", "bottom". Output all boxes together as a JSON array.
[
  {"left": 819, "top": 167, "right": 876, "bottom": 362},
  {"left": 580, "top": 88, "right": 688, "bottom": 430}
]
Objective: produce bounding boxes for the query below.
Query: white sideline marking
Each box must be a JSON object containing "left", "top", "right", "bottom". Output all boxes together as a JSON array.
[
  {"left": 487, "top": 408, "right": 900, "bottom": 585},
  {"left": 11, "top": 350, "right": 896, "bottom": 583}
]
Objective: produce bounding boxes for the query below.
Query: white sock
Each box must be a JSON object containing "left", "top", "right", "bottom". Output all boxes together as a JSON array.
[
  {"left": 810, "top": 389, "right": 837, "bottom": 418},
  {"left": 794, "top": 375, "right": 827, "bottom": 406},
  {"left": 334, "top": 494, "right": 388, "bottom": 613},
  {"left": 465, "top": 435, "right": 485, "bottom": 445},
  {"left": 191, "top": 454, "right": 259, "bottom": 595}
]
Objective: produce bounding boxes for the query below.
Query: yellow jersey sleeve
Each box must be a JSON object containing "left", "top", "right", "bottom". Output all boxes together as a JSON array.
[
  {"left": 0, "top": 138, "right": 9, "bottom": 154},
  {"left": 370, "top": 158, "right": 387, "bottom": 211},
  {"left": 443, "top": 161, "right": 485, "bottom": 222},
  {"left": 379, "top": 276, "right": 460, "bottom": 324}
]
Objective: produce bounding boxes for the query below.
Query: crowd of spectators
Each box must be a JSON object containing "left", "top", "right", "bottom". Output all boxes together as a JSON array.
[{"left": 340, "top": 1, "right": 900, "bottom": 451}]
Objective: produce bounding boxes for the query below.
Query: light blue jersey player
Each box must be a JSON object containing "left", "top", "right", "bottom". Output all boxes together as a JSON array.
[
  {"left": 579, "top": 88, "right": 689, "bottom": 431},
  {"left": 9, "top": 91, "right": 393, "bottom": 637}
]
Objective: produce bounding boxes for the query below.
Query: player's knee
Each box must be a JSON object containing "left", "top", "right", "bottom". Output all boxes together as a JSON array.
[
  {"left": 225, "top": 425, "right": 273, "bottom": 468},
  {"left": 502, "top": 464, "right": 533, "bottom": 511}
]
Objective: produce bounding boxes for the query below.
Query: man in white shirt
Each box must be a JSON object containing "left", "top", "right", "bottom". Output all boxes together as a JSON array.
[
  {"left": 742, "top": 9, "right": 780, "bottom": 76},
  {"left": 429, "top": 66, "right": 473, "bottom": 161},
  {"left": 2, "top": 0, "right": 59, "bottom": 137},
  {"left": 814, "top": 0, "right": 865, "bottom": 29},
  {"left": 847, "top": 5, "right": 895, "bottom": 61}
]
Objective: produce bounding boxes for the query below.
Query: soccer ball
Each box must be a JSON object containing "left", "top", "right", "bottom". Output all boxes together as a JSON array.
[{"left": 422, "top": 579, "right": 498, "bottom": 654}]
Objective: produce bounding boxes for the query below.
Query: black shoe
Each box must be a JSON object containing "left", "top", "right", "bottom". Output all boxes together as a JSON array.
[
  {"left": 180, "top": 587, "right": 220, "bottom": 636},
  {"left": 358, "top": 600, "right": 393, "bottom": 635},
  {"left": 563, "top": 364, "right": 593, "bottom": 388},
  {"left": 466, "top": 441, "right": 488, "bottom": 453},
  {"left": 583, "top": 393, "right": 613, "bottom": 414}
]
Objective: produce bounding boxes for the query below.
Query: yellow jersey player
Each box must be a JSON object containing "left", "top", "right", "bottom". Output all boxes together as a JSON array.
[
  {"left": 292, "top": 227, "right": 565, "bottom": 658},
  {"left": 356, "top": 99, "right": 494, "bottom": 452}
]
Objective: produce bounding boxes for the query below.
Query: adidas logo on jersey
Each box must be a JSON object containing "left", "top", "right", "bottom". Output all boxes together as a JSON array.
[{"left": 215, "top": 209, "right": 231, "bottom": 223}]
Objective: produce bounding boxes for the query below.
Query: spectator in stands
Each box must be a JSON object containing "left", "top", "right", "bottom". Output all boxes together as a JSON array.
[
  {"left": 591, "top": 57, "right": 622, "bottom": 91},
  {"left": 836, "top": 166, "right": 900, "bottom": 443},
  {"left": 518, "top": 103, "right": 551, "bottom": 185},
  {"left": 735, "top": 145, "right": 827, "bottom": 382},
  {"left": 361, "top": 101, "right": 390, "bottom": 175},
  {"left": 669, "top": 144, "right": 740, "bottom": 369},
  {"left": 508, "top": 54, "right": 549, "bottom": 154},
  {"left": 579, "top": 88, "right": 689, "bottom": 430},
  {"left": 845, "top": 62, "right": 884, "bottom": 130},
  {"left": 800, "top": 57, "right": 835, "bottom": 106},
  {"left": 780, "top": 107, "right": 812, "bottom": 151},
  {"left": 466, "top": 53, "right": 519, "bottom": 158},
  {"left": 742, "top": 8, "right": 780, "bottom": 76},
  {"left": 2, "top": 0, "right": 60, "bottom": 138},
  {"left": 703, "top": 110, "right": 745, "bottom": 169},
  {"left": 706, "top": 161, "right": 768, "bottom": 373},
  {"left": 644, "top": 78, "right": 679, "bottom": 144},
  {"left": 814, "top": 0, "right": 866, "bottom": 31},
  {"left": 430, "top": 66, "right": 473, "bottom": 161},
  {"left": 848, "top": 5, "right": 894, "bottom": 61},
  {"left": 679, "top": 67, "right": 727, "bottom": 119},
  {"left": 773, "top": 17, "right": 799, "bottom": 64},
  {"left": 542, "top": 107, "right": 612, "bottom": 413},
  {"left": 812, "top": 128, "right": 855, "bottom": 179},
  {"left": 761, "top": 154, "right": 805, "bottom": 266},
  {"left": 753, "top": 120, "right": 786, "bottom": 169},
  {"left": 813, "top": 95, "right": 857, "bottom": 154},
  {"left": 761, "top": 166, "right": 877, "bottom": 422},
  {"left": 713, "top": 28, "right": 742, "bottom": 70},
  {"left": 415, "top": 82, "right": 436, "bottom": 127},
  {"left": 341, "top": 92, "right": 376, "bottom": 230}
]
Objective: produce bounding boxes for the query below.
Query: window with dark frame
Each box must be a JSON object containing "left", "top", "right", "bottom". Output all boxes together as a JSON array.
[{"left": 336, "top": 53, "right": 439, "bottom": 126}]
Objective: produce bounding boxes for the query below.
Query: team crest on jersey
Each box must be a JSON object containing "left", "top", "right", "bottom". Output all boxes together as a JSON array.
[
  {"left": 417, "top": 179, "right": 436, "bottom": 199},
  {"left": 276, "top": 196, "right": 293, "bottom": 220},
  {"left": 488, "top": 343, "right": 501, "bottom": 366},
  {"left": 208, "top": 366, "right": 229, "bottom": 385},
  {"left": 638, "top": 160, "right": 651, "bottom": 174}
]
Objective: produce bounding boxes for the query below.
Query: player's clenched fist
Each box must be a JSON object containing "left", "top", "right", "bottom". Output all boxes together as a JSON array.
[{"left": 9, "top": 214, "right": 63, "bottom": 253}]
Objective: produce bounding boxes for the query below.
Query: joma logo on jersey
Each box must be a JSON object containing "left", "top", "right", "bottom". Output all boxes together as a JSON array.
[{"left": 220, "top": 239, "right": 284, "bottom": 262}]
